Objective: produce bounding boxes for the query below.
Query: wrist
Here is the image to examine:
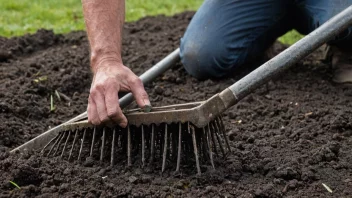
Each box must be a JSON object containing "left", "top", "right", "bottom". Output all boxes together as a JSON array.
[{"left": 90, "top": 49, "right": 123, "bottom": 73}]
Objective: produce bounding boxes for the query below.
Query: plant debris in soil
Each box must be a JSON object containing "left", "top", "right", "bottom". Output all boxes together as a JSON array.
[{"left": 1, "top": 12, "right": 352, "bottom": 198}]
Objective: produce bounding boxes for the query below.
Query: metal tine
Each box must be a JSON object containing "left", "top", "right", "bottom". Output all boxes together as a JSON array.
[
  {"left": 176, "top": 122, "right": 182, "bottom": 172},
  {"left": 78, "top": 129, "right": 87, "bottom": 161},
  {"left": 150, "top": 124, "right": 155, "bottom": 163},
  {"left": 68, "top": 130, "right": 79, "bottom": 161},
  {"left": 213, "top": 122, "right": 226, "bottom": 158},
  {"left": 61, "top": 130, "right": 71, "bottom": 158},
  {"left": 141, "top": 125, "right": 145, "bottom": 167},
  {"left": 201, "top": 127, "right": 209, "bottom": 161},
  {"left": 169, "top": 128, "right": 172, "bottom": 160},
  {"left": 217, "top": 117, "right": 231, "bottom": 153},
  {"left": 47, "top": 132, "right": 64, "bottom": 157},
  {"left": 172, "top": 127, "right": 177, "bottom": 160},
  {"left": 209, "top": 123, "right": 218, "bottom": 156},
  {"left": 100, "top": 128, "right": 106, "bottom": 162},
  {"left": 41, "top": 132, "right": 60, "bottom": 155},
  {"left": 191, "top": 124, "right": 201, "bottom": 175},
  {"left": 127, "top": 124, "right": 131, "bottom": 166},
  {"left": 111, "top": 128, "right": 116, "bottom": 166},
  {"left": 159, "top": 128, "right": 163, "bottom": 159},
  {"left": 162, "top": 124, "right": 168, "bottom": 173},
  {"left": 90, "top": 127, "right": 96, "bottom": 157},
  {"left": 53, "top": 132, "right": 66, "bottom": 156},
  {"left": 206, "top": 124, "right": 215, "bottom": 169}
]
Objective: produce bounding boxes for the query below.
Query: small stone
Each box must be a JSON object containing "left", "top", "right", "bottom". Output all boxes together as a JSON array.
[
  {"left": 228, "top": 111, "right": 236, "bottom": 119},
  {"left": 204, "top": 79, "right": 215, "bottom": 86},
  {"left": 238, "top": 192, "right": 254, "bottom": 198},
  {"left": 163, "top": 89, "right": 172, "bottom": 97},
  {"left": 63, "top": 168, "right": 71, "bottom": 175},
  {"left": 332, "top": 133, "right": 341, "bottom": 140},
  {"left": 140, "top": 175, "right": 152, "bottom": 183},
  {"left": 83, "top": 157, "right": 94, "bottom": 167},
  {"left": 273, "top": 178, "right": 283, "bottom": 184},
  {"left": 50, "top": 186, "right": 58, "bottom": 192},
  {"left": 288, "top": 179, "right": 298, "bottom": 189},
  {"left": 0, "top": 50, "right": 12, "bottom": 61},
  {"left": 175, "top": 77, "right": 183, "bottom": 84},
  {"left": 128, "top": 176, "right": 138, "bottom": 183},
  {"left": 59, "top": 183, "right": 69, "bottom": 193},
  {"left": 97, "top": 169, "right": 106, "bottom": 176},
  {"left": 41, "top": 187, "right": 51, "bottom": 193},
  {"left": 173, "top": 180, "right": 184, "bottom": 189},
  {"left": 162, "top": 186, "right": 170, "bottom": 192},
  {"left": 327, "top": 142, "right": 340, "bottom": 155},
  {"left": 174, "top": 189, "right": 183, "bottom": 195},
  {"left": 247, "top": 135, "right": 255, "bottom": 143},
  {"left": 162, "top": 74, "right": 176, "bottom": 82},
  {"left": 205, "top": 186, "right": 217, "bottom": 192},
  {"left": 134, "top": 168, "right": 143, "bottom": 175},
  {"left": 154, "top": 86, "right": 164, "bottom": 95}
]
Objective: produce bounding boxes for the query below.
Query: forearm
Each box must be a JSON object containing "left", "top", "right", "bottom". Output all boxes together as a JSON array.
[{"left": 82, "top": 0, "right": 125, "bottom": 73}]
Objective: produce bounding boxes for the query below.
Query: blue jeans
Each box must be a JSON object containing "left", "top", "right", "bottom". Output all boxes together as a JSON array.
[{"left": 180, "top": 0, "right": 352, "bottom": 79}]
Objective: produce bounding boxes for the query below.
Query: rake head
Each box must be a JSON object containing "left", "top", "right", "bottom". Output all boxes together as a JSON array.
[{"left": 41, "top": 95, "right": 232, "bottom": 175}]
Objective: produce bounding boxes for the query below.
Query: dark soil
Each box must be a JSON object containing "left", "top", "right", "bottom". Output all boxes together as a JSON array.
[{"left": 1, "top": 12, "right": 352, "bottom": 198}]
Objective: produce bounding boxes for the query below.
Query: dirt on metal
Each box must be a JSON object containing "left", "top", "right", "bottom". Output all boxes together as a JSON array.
[{"left": 0, "top": 12, "right": 352, "bottom": 197}]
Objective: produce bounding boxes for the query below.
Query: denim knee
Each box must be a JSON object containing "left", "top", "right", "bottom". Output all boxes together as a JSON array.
[{"left": 180, "top": 38, "right": 245, "bottom": 80}]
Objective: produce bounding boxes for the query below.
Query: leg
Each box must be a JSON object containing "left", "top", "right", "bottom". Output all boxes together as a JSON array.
[
  {"left": 294, "top": 0, "right": 352, "bottom": 84},
  {"left": 180, "top": 0, "right": 292, "bottom": 79},
  {"left": 294, "top": 0, "right": 352, "bottom": 48}
]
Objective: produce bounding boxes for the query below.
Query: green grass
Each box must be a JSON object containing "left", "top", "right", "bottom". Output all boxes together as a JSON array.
[
  {"left": 0, "top": 0, "right": 203, "bottom": 37},
  {"left": 279, "top": 30, "right": 304, "bottom": 45},
  {"left": 0, "top": 0, "right": 302, "bottom": 44},
  {"left": 9, "top": 181, "right": 21, "bottom": 190}
]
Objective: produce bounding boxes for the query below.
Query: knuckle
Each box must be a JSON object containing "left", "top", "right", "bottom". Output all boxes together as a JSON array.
[
  {"left": 130, "top": 77, "right": 142, "bottom": 85},
  {"left": 90, "top": 88, "right": 99, "bottom": 97},
  {"left": 95, "top": 83, "right": 105, "bottom": 92},
  {"left": 98, "top": 112, "right": 108, "bottom": 121},
  {"left": 107, "top": 109, "right": 118, "bottom": 118},
  {"left": 140, "top": 91, "right": 149, "bottom": 99}
]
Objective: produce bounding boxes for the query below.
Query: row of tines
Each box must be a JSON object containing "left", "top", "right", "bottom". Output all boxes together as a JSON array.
[{"left": 41, "top": 116, "right": 231, "bottom": 175}]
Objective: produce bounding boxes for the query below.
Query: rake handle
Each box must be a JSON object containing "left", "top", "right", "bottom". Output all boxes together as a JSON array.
[
  {"left": 220, "top": 5, "right": 352, "bottom": 108},
  {"left": 120, "top": 48, "right": 180, "bottom": 108}
]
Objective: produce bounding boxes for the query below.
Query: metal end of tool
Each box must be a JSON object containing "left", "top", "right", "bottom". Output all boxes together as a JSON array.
[{"left": 40, "top": 114, "right": 231, "bottom": 175}]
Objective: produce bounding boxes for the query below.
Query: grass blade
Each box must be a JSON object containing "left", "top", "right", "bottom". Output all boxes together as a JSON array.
[
  {"left": 55, "top": 90, "right": 61, "bottom": 101},
  {"left": 322, "top": 183, "right": 333, "bottom": 193},
  {"left": 9, "top": 181, "right": 21, "bottom": 189},
  {"left": 50, "top": 94, "right": 56, "bottom": 112}
]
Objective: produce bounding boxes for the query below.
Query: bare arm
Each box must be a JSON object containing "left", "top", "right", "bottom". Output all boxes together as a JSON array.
[{"left": 82, "top": 0, "right": 150, "bottom": 127}]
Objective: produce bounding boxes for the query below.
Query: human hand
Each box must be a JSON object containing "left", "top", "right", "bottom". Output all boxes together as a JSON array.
[{"left": 87, "top": 60, "right": 150, "bottom": 127}]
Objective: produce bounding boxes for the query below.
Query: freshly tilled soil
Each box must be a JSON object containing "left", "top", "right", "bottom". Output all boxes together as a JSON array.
[{"left": 0, "top": 12, "right": 352, "bottom": 197}]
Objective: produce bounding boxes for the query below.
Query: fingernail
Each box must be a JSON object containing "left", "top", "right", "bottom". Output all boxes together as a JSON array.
[
  {"left": 143, "top": 99, "right": 152, "bottom": 112},
  {"left": 143, "top": 99, "right": 151, "bottom": 105},
  {"left": 120, "top": 121, "right": 128, "bottom": 128},
  {"left": 143, "top": 105, "right": 152, "bottom": 113}
]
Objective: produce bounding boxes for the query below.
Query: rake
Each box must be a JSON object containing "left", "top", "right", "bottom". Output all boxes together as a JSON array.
[{"left": 12, "top": 6, "right": 352, "bottom": 175}]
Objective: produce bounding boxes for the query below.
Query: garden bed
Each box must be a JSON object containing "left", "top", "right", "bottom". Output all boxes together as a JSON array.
[{"left": 0, "top": 12, "right": 351, "bottom": 197}]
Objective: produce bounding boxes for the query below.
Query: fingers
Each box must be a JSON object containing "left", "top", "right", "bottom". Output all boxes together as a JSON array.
[
  {"left": 87, "top": 95, "right": 100, "bottom": 125},
  {"left": 129, "top": 77, "right": 151, "bottom": 109},
  {"left": 92, "top": 85, "right": 109, "bottom": 123},
  {"left": 104, "top": 79, "right": 128, "bottom": 127},
  {"left": 87, "top": 66, "right": 147, "bottom": 127},
  {"left": 88, "top": 79, "right": 128, "bottom": 128}
]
